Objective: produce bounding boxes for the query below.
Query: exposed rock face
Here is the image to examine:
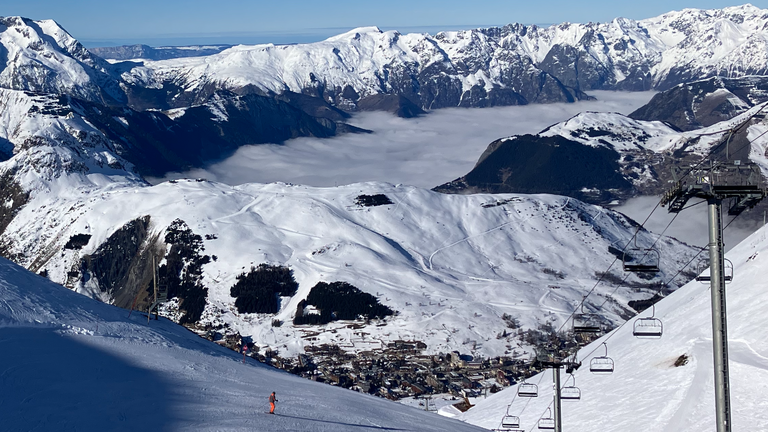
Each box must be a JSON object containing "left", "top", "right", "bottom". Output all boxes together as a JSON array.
[
  {"left": 356, "top": 94, "right": 425, "bottom": 118},
  {"left": 80, "top": 216, "right": 157, "bottom": 308},
  {"left": 435, "top": 134, "right": 635, "bottom": 204},
  {"left": 630, "top": 76, "right": 768, "bottom": 130},
  {"left": 435, "top": 101, "right": 768, "bottom": 206}
]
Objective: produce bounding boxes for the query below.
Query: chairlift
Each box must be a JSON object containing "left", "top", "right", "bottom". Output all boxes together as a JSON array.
[
  {"left": 623, "top": 246, "right": 660, "bottom": 273},
  {"left": 695, "top": 258, "right": 733, "bottom": 283},
  {"left": 501, "top": 406, "right": 521, "bottom": 429},
  {"left": 633, "top": 304, "right": 663, "bottom": 339},
  {"left": 518, "top": 380, "right": 539, "bottom": 398},
  {"left": 589, "top": 342, "right": 615, "bottom": 374},
  {"left": 538, "top": 408, "right": 555, "bottom": 430},
  {"left": 560, "top": 374, "right": 581, "bottom": 400},
  {"left": 710, "top": 162, "right": 763, "bottom": 195},
  {"left": 573, "top": 303, "right": 602, "bottom": 334}
]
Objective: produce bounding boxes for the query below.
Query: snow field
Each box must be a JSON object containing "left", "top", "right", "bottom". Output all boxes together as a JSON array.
[
  {"left": 0, "top": 257, "right": 487, "bottom": 431},
  {"left": 460, "top": 222, "right": 768, "bottom": 431}
]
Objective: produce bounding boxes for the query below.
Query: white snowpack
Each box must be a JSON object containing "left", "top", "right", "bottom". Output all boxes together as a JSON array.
[
  {"left": 460, "top": 220, "right": 768, "bottom": 431},
  {"left": 0, "top": 256, "right": 486, "bottom": 431}
]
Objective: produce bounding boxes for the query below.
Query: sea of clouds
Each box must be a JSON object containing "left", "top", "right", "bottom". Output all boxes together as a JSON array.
[
  {"left": 153, "top": 91, "right": 655, "bottom": 188},
  {"left": 152, "top": 90, "right": 761, "bottom": 249}
]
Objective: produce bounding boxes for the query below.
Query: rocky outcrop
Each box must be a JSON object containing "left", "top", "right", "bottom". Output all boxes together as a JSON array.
[
  {"left": 80, "top": 216, "right": 159, "bottom": 308},
  {"left": 434, "top": 134, "right": 635, "bottom": 204},
  {"left": 630, "top": 76, "right": 768, "bottom": 130}
]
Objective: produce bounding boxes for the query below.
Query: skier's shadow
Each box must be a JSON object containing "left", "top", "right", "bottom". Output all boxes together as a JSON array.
[{"left": 274, "top": 414, "right": 406, "bottom": 430}]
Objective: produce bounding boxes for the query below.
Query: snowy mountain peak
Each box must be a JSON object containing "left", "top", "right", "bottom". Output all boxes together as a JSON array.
[
  {"left": 326, "top": 26, "right": 385, "bottom": 41},
  {"left": 0, "top": 16, "right": 125, "bottom": 104}
]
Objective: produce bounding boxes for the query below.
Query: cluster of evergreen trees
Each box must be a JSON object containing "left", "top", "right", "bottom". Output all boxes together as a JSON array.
[
  {"left": 354, "top": 194, "right": 393, "bottom": 207},
  {"left": 158, "top": 219, "right": 210, "bottom": 324},
  {"left": 293, "top": 281, "right": 394, "bottom": 325},
  {"left": 230, "top": 264, "right": 299, "bottom": 314}
]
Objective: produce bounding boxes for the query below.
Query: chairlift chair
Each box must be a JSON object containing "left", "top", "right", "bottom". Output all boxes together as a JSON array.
[
  {"left": 501, "top": 406, "right": 521, "bottom": 429},
  {"left": 623, "top": 247, "right": 660, "bottom": 273},
  {"left": 633, "top": 304, "right": 663, "bottom": 339},
  {"left": 589, "top": 343, "right": 615, "bottom": 374},
  {"left": 518, "top": 381, "right": 539, "bottom": 398},
  {"left": 710, "top": 162, "right": 763, "bottom": 194},
  {"left": 573, "top": 307, "right": 602, "bottom": 334},
  {"left": 695, "top": 258, "right": 733, "bottom": 283},
  {"left": 560, "top": 374, "right": 581, "bottom": 400},
  {"left": 538, "top": 408, "right": 555, "bottom": 430}
]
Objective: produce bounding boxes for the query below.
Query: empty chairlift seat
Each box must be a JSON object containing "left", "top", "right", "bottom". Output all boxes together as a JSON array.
[
  {"left": 560, "top": 374, "right": 581, "bottom": 400},
  {"left": 494, "top": 406, "right": 524, "bottom": 432},
  {"left": 623, "top": 248, "right": 660, "bottom": 273},
  {"left": 573, "top": 312, "right": 602, "bottom": 334},
  {"left": 589, "top": 343, "right": 615, "bottom": 374},
  {"left": 538, "top": 408, "right": 555, "bottom": 430},
  {"left": 695, "top": 259, "right": 733, "bottom": 283},
  {"left": 633, "top": 317, "right": 663, "bottom": 338},
  {"left": 633, "top": 303, "right": 663, "bottom": 339},
  {"left": 501, "top": 415, "right": 520, "bottom": 429},
  {"left": 518, "top": 382, "right": 539, "bottom": 398},
  {"left": 501, "top": 405, "right": 521, "bottom": 429}
]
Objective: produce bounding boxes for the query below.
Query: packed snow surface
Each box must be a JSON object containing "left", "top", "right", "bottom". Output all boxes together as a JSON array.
[
  {"left": 0, "top": 257, "right": 486, "bottom": 432},
  {"left": 460, "top": 222, "right": 768, "bottom": 431}
]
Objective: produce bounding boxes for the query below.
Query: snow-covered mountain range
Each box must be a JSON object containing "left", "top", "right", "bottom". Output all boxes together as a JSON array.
[
  {"left": 115, "top": 4, "right": 768, "bottom": 111},
  {"left": 0, "top": 173, "right": 698, "bottom": 359},
  {"left": 4, "top": 5, "right": 768, "bottom": 115},
  {"left": 3, "top": 5, "right": 767, "bottom": 363},
  {"left": 460, "top": 215, "right": 768, "bottom": 431}
]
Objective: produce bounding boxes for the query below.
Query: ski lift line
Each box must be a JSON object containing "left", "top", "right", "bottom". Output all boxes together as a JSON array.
[
  {"left": 516, "top": 369, "right": 548, "bottom": 422},
  {"left": 556, "top": 207, "right": 677, "bottom": 337},
  {"left": 524, "top": 211, "right": 746, "bottom": 430},
  {"left": 578, "top": 247, "right": 708, "bottom": 364},
  {"left": 580, "top": 211, "right": 743, "bottom": 362}
]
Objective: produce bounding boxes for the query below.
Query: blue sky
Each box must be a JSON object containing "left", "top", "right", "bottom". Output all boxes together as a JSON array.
[{"left": 3, "top": 0, "right": 760, "bottom": 46}]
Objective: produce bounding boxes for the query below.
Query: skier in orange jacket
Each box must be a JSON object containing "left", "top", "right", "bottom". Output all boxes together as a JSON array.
[{"left": 269, "top": 392, "right": 278, "bottom": 414}]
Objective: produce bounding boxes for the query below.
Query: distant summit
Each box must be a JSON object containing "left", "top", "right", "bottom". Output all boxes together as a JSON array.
[{"left": 89, "top": 44, "right": 233, "bottom": 61}]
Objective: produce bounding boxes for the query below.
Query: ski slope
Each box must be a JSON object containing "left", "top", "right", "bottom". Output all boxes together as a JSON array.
[
  {"left": 5, "top": 179, "right": 696, "bottom": 360},
  {"left": 0, "top": 257, "right": 486, "bottom": 432},
  {"left": 459, "top": 222, "right": 768, "bottom": 431}
]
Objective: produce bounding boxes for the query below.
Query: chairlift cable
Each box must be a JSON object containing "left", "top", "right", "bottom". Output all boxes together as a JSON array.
[
  {"left": 574, "top": 212, "right": 744, "bottom": 362},
  {"left": 499, "top": 108, "right": 767, "bottom": 426},
  {"left": 679, "top": 199, "right": 708, "bottom": 212},
  {"left": 553, "top": 108, "right": 768, "bottom": 338},
  {"left": 515, "top": 369, "right": 548, "bottom": 420}
]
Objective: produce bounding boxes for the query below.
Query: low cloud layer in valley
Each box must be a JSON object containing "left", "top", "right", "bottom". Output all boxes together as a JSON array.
[
  {"left": 154, "top": 91, "right": 656, "bottom": 188},
  {"left": 153, "top": 90, "right": 767, "bottom": 250}
]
